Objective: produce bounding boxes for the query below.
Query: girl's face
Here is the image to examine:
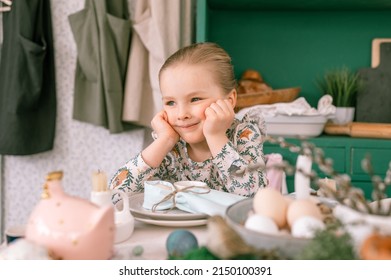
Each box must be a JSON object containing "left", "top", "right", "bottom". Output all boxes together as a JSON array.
[{"left": 160, "top": 63, "right": 233, "bottom": 145}]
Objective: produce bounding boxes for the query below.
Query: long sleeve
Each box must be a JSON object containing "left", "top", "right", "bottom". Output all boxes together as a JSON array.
[
  {"left": 109, "top": 152, "right": 179, "bottom": 203},
  {"left": 212, "top": 122, "right": 266, "bottom": 197}
]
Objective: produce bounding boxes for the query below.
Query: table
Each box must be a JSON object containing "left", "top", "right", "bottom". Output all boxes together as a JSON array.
[
  {"left": 0, "top": 221, "right": 207, "bottom": 260},
  {"left": 113, "top": 221, "right": 208, "bottom": 260}
]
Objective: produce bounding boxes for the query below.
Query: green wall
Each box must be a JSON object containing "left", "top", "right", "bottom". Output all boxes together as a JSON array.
[{"left": 204, "top": 9, "right": 391, "bottom": 106}]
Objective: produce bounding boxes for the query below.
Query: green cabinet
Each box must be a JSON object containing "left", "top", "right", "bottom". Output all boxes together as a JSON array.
[
  {"left": 263, "top": 136, "right": 391, "bottom": 198},
  {"left": 196, "top": 0, "right": 391, "bottom": 199}
]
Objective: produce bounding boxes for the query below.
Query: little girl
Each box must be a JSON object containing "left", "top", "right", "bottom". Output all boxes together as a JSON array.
[{"left": 109, "top": 42, "right": 267, "bottom": 202}]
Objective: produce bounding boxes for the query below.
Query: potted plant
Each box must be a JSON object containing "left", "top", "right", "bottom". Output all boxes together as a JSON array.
[{"left": 317, "top": 66, "right": 361, "bottom": 125}]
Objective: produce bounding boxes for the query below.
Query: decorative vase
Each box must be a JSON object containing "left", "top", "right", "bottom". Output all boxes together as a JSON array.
[{"left": 331, "top": 107, "right": 355, "bottom": 125}]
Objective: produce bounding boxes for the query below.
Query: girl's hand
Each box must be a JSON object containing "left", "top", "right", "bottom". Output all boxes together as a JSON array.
[
  {"left": 142, "top": 111, "right": 180, "bottom": 168},
  {"left": 203, "top": 99, "right": 235, "bottom": 139},
  {"left": 151, "top": 110, "right": 180, "bottom": 145}
]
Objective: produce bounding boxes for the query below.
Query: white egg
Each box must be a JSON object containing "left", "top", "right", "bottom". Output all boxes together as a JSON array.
[
  {"left": 278, "top": 228, "right": 291, "bottom": 237},
  {"left": 291, "top": 216, "right": 325, "bottom": 238},
  {"left": 0, "top": 239, "right": 50, "bottom": 260},
  {"left": 244, "top": 214, "right": 279, "bottom": 235}
]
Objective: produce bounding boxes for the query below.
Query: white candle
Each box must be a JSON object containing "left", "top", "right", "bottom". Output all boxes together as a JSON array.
[
  {"left": 91, "top": 170, "right": 112, "bottom": 207},
  {"left": 294, "top": 155, "right": 312, "bottom": 199},
  {"left": 91, "top": 170, "right": 108, "bottom": 192}
]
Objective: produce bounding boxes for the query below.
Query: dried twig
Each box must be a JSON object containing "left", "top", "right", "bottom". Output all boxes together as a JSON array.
[{"left": 231, "top": 135, "right": 391, "bottom": 216}]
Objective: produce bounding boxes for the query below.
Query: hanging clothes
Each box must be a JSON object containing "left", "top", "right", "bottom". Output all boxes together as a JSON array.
[
  {"left": 122, "top": 0, "right": 194, "bottom": 127},
  {"left": 69, "top": 0, "right": 133, "bottom": 133},
  {"left": 0, "top": 0, "right": 56, "bottom": 155}
]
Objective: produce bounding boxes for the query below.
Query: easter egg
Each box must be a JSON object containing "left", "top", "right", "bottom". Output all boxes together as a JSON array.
[
  {"left": 244, "top": 214, "right": 279, "bottom": 235},
  {"left": 166, "top": 230, "right": 198, "bottom": 258},
  {"left": 132, "top": 245, "right": 144, "bottom": 256},
  {"left": 291, "top": 216, "right": 325, "bottom": 238},
  {"left": 253, "top": 188, "right": 288, "bottom": 228},
  {"left": 286, "top": 199, "right": 323, "bottom": 227}
]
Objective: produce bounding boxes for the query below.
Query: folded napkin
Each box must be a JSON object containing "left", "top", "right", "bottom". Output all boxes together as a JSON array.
[
  {"left": 142, "top": 181, "right": 246, "bottom": 217},
  {"left": 236, "top": 95, "right": 336, "bottom": 119}
]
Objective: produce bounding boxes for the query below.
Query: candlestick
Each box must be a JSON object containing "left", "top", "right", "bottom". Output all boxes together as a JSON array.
[{"left": 294, "top": 155, "right": 312, "bottom": 199}]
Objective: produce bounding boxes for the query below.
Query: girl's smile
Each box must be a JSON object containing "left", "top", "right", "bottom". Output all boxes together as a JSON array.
[{"left": 176, "top": 122, "right": 199, "bottom": 129}]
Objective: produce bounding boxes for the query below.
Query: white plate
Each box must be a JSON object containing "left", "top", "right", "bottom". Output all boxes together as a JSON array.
[
  {"left": 135, "top": 216, "right": 208, "bottom": 227},
  {"left": 128, "top": 193, "right": 208, "bottom": 221}
]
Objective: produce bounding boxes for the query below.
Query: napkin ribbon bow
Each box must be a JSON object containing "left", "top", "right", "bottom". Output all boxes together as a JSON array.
[{"left": 151, "top": 184, "right": 211, "bottom": 212}]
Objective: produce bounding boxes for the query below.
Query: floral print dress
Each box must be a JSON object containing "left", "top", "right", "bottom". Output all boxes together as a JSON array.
[{"left": 109, "top": 110, "right": 267, "bottom": 203}]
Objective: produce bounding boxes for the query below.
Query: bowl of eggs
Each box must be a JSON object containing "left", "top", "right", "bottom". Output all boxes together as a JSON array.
[{"left": 225, "top": 188, "right": 334, "bottom": 259}]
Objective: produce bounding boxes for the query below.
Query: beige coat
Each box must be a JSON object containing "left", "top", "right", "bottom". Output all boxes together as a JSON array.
[{"left": 122, "top": 0, "right": 194, "bottom": 127}]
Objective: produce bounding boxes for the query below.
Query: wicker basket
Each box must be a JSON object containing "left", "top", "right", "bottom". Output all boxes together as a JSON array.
[{"left": 235, "top": 87, "right": 300, "bottom": 111}]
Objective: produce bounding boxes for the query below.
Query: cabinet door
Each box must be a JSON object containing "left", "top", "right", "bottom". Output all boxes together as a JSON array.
[
  {"left": 351, "top": 148, "right": 391, "bottom": 178},
  {"left": 352, "top": 181, "right": 391, "bottom": 200},
  {"left": 264, "top": 146, "right": 345, "bottom": 174}
]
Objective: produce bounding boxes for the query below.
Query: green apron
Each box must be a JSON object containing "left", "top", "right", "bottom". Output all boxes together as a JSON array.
[
  {"left": 69, "top": 0, "right": 133, "bottom": 133},
  {"left": 0, "top": 0, "right": 56, "bottom": 155}
]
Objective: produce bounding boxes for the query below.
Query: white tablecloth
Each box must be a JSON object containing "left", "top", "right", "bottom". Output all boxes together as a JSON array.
[
  {"left": 1, "top": 221, "right": 207, "bottom": 260},
  {"left": 113, "top": 221, "right": 208, "bottom": 260}
]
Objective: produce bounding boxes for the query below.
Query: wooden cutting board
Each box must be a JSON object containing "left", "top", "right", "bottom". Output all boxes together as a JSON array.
[
  {"left": 371, "top": 38, "right": 391, "bottom": 68},
  {"left": 356, "top": 42, "right": 391, "bottom": 123},
  {"left": 324, "top": 122, "right": 391, "bottom": 139}
]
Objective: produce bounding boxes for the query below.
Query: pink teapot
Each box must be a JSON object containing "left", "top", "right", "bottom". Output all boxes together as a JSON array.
[{"left": 25, "top": 171, "right": 115, "bottom": 260}]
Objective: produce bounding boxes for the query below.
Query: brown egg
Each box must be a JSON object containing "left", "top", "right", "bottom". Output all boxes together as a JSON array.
[
  {"left": 284, "top": 195, "right": 295, "bottom": 206},
  {"left": 253, "top": 188, "right": 288, "bottom": 228},
  {"left": 286, "top": 199, "right": 323, "bottom": 228}
]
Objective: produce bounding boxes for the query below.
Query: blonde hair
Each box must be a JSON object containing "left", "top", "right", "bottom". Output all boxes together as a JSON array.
[{"left": 159, "top": 42, "right": 237, "bottom": 94}]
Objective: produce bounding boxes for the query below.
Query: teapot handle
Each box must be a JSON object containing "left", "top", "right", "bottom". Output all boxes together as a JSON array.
[
  {"left": 111, "top": 189, "right": 135, "bottom": 243},
  {"left": 111, "top": 189, "right": 133, "bottom": 222}
]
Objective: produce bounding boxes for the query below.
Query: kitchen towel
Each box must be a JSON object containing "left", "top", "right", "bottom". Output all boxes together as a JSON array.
[{"left": 236, "top": 95, "right": 336, "bottom": 119}]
